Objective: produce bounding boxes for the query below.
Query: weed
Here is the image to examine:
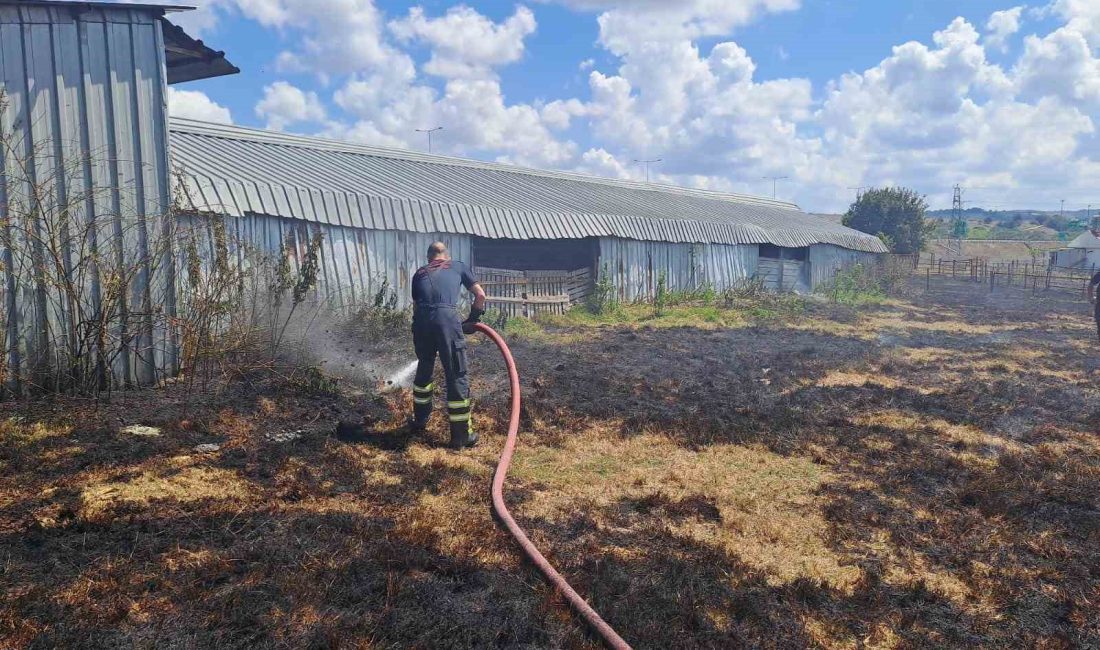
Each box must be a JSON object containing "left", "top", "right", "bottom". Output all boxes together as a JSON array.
[
  {"left": 587, "top": 263, "right": 620, "bottom": 316},
  {"left": 654, "top": 271, "right": 669, "bottom": 317},
  {"left": 821, "top": 263, "right": 888, "bottom": 305}
]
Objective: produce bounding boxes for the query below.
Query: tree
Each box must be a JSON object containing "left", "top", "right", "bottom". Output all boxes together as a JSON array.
[{"left": 842, "top": 187, "right": 931, "bottom": 254}]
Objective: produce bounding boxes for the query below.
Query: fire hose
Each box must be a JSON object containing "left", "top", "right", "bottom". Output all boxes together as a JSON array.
[{"left": 473, "top": 323, "right": 632, "bottom": 650}]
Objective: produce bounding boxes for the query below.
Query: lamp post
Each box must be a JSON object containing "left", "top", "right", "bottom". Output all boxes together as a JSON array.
[
  {"left": 633, "top": 158, "right": 662, "bottom": 182},
  {"left": 415, "top": 126, "right": 443, "bottom": 153}
]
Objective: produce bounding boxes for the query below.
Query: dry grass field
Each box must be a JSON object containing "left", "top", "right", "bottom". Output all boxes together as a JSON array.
[{"left": 1, "top": 278, "right": 1097, "bottom": 649}]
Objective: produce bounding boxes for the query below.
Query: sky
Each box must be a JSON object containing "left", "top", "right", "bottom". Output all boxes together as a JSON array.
[{"left": 153, "top": 0, "right": 1100, "bottom": 213}]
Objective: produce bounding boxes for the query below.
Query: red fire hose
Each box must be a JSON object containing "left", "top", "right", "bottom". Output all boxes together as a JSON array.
[{"left": 474, "top": 322, "right": 632, "bottom": 650}]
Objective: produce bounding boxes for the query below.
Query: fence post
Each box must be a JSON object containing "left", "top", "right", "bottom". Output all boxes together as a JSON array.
[{"left": 926, "top": 265, "right": 931, "bottom": 291}]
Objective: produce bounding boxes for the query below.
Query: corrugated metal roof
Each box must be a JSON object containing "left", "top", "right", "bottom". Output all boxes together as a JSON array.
[
  {"left": 1, "top": 1, "right": 192, "bottom": 13},
  {"left": 168, "top": 118, "right": 889, "bottom": 254}
]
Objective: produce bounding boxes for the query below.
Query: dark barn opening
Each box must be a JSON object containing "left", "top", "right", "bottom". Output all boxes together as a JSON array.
[
  {"left": 757, "top": 244, "right": 810, "bottom": 291},
  {"left": 471, "top": 236, "right": 599, "bottom": 272},
  {"left": 470, "top": 237, "right": 598, "bottom": 317}
]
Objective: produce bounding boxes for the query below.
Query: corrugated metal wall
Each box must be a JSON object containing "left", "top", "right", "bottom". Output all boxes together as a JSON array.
[
  {"left": 598, "top": 237, "right": 758, "bottom": 301},
  {"left": 808, "top": 244, "right": 879, "bottom": 288},
  {"left": 0, "top": 4, "right": 174, "bottom": 393},
  {"left": 599, "top": 239, "right": 882, "bottom": 300},
  {"left": 178, "top": 212, "right": 471, "bottom": 311}
]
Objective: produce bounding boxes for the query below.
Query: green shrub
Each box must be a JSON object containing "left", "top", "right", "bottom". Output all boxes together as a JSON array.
[
  {"left": 822, "top": 263, "right": 888, "bottom": 305},
  {"left": 341, "top": 278, "right": 409, "bottom": 344},
  {"left": 654, "top": 271, "right": 669, "bottom": 317},
  {"left": 587, "top": 263, "right": 620, "bottom": 315}
]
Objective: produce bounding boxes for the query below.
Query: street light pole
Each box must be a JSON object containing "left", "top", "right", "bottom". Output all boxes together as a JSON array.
[
  {"left": 633, "top": 158, "right": 661, "bottom": 182},
  {"left": 763, "top": 176, "right": 789, "bottom": 199},
  {"left": 415, "top": 126, "right": 443, "bottom": 153}
]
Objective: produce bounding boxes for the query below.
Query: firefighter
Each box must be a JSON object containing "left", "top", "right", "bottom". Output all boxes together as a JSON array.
[
  {"left": 409, "top": 242, "right": 487, "bottom": 449},
  {"left": 1090, "top": 270, "right": 1100, "bottom": 343}
]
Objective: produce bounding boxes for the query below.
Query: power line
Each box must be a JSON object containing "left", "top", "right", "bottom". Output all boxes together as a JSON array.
[
  {"left": 762, "top": 176, "right": 789, "bottom": 199},
  {"left": 415, "top": 126, "right": 443, "bottom": 153},
  {"left": 847, "top": 186, "right": 868, "bottom": 201},
  {"left": 633, "top": 158, "right": 661, "bottom": 183}
]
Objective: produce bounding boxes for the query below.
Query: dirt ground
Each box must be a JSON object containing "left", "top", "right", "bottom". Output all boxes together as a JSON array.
[{"left": 1, "top": 278, "right": 1097, "bottom": 649}]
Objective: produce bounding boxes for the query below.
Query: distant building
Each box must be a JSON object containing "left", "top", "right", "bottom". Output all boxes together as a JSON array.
[{"left": 1051, "top": 230, "right": 1100, "bottom": 270}]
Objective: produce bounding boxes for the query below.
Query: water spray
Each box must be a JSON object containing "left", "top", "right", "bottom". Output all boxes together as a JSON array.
[{"left": 382, "top": 359, "right": 419, "bottom": 391}]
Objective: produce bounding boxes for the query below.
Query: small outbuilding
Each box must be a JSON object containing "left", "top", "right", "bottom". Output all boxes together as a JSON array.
[{"left": 1051, "top": 230, "right": 1100, "bottom": 270}]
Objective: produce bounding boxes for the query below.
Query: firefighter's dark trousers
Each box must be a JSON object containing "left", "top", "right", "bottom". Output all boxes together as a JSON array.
[
  {"left": 1094, "top": 299, "right": 1100, "bottom": 342},
  {"left": 411, "top": 305, "right": 472, "bottom": 444}
]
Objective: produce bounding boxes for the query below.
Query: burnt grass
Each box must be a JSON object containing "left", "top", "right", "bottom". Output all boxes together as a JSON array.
[{"left": 1, "top": 278, "right": 1098, "bottom": 649}]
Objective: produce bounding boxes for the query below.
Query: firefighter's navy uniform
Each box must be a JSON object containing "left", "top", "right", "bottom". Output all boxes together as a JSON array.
[
  {"left": 1092, "top": 271, "right": 1100, "bottom": 342},
  {"left": 410, "top": 259, "right": 478, "bottom": 447}
]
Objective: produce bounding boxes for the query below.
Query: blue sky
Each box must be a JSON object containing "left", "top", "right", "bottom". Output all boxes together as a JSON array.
[{"left": 162, "top": 1, "right": 1100, "bottom": 213}]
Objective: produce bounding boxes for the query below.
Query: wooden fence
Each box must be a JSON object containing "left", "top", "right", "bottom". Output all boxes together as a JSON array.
[
  {"left": 914, "top": 256, "right": 1096, "bottom": 298},
  {"left": 475, "top": 267, "right": 593, "bottom": 318}
]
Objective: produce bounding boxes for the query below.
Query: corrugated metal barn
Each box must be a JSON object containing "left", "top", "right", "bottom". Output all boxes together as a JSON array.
[
  {"left": 170, "top": 119, "right": 887, "bottom": 309},
  {"left": 2, "top": 0, "right": 885, "bottom": 393}
]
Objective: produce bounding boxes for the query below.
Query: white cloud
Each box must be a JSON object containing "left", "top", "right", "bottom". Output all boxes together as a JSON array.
[
  {"left": 549, "top": 0, "right": 801, "bottom": 53},
  {"left": 575, "top": 147, "right": 633, "bottom": 179},
  {"left": 255, "top": 82, "right": 327, "bottom": 130},
  {"left": 180, "top": 0, "right": 1100, "bottom": 210},
  {"left": 167, "top": 88, "right": 233, "bottom": 124},
  {"left": 1015, "top": 27, "right": 1100, "bottom": 106},
  {"left": 814, "top": 15, "right": 1098, "bottom": 208},
  {"left": 540, "top": 98, "right": 587, "bottom": 130},
  {"left": 1052, "top": 0, "right": 1100, "bottom": 46},
  {"left": 390, "top": 6, "right": 537, "bottom": 79},
  {"left": 985, "top": 6, "right": 1024, "bottom": 52},
  {"left": 234, "top": 0, "right": 410, "bottom": 82}
]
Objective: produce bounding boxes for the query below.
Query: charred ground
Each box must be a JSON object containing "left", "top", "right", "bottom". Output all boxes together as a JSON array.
[{"left": 1, "top": 278, "right": 1097, "bottom": 649}]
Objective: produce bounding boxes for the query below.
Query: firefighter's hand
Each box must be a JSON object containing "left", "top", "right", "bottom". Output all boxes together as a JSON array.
[{"left": 462, "top": 306, "right": 485, "bottom": 334}]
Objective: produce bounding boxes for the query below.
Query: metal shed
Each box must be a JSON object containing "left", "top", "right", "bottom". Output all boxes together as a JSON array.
[{"left": 0, "top": 0, "right": 235, "bottom": 394}]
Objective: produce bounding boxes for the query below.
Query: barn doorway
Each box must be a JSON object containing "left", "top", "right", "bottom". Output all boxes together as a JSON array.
[
  {"left": 757, "top": 244, "right": 810, "bottom": 291},
  {"left": 471, "top": 237, "right": 598, "bottom": 317}
]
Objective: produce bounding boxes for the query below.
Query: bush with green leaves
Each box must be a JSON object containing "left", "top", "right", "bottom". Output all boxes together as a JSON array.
[
  {"left": 843, "top": 187, "right": 933, "bottom": 254},
  {"left": 587, "top": 263, "right": 620, "bottom": 315},
  {"left": 821, "top": 263, "right": 897, "bottom": 305}
]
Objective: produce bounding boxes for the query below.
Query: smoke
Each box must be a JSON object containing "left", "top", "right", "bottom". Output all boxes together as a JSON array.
[{"left": 271, "top": 301, "right": 414, "bottom": 392}]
